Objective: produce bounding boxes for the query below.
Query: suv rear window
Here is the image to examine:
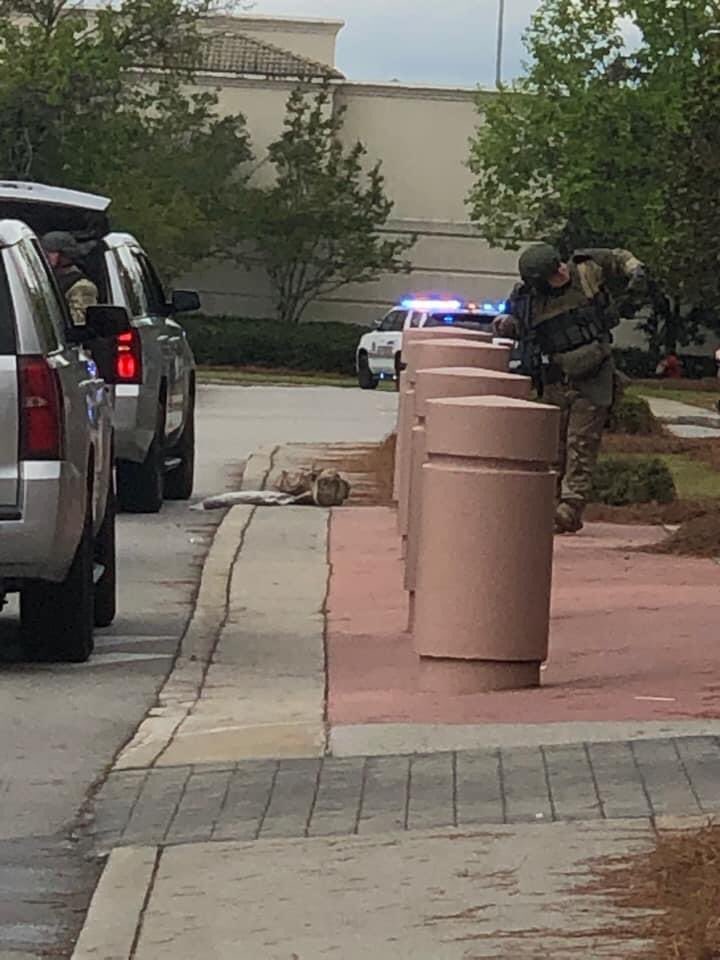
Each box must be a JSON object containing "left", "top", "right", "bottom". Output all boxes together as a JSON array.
[{"left": 0, "top": 256, "right": 16, "bottom": 355}]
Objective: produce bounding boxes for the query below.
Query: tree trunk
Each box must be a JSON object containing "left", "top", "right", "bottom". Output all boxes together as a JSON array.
[{"left": 663, "top": 302, "right": 682, "bottom": 354}]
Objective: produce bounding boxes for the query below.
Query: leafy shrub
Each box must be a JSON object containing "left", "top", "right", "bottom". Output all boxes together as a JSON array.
[
  {"left": 591, "top": 456, "right": 676, "bottom": 505},
  {"left": 607, "top": 394, "right": 657, "bottom": 435},
  {"left": 181, "top": 315, "right": 369, "bottom": 375}
]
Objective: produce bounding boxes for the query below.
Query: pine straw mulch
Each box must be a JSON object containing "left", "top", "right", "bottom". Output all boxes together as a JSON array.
[
  {"left": 295, "top": 432, "right": 397, "bottom": 507},
  {"left": 572, "top": 822, "right": 720, "bottom": 960}
]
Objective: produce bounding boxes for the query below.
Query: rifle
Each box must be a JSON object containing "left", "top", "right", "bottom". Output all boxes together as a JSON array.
[{"left": 508, "top": 286, "right": 544, "bottom": 396}]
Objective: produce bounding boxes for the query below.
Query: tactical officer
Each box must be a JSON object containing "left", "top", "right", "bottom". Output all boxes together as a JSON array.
[
  {"left": 495, "top": 243, "right": 647, "bottom": 534},
  {"left": 41, "top": 231, "right": 99, "bottom": 327}
]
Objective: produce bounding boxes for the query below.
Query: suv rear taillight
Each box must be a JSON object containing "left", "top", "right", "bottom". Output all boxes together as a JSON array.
[
  {"left": 116, "top": 329, "right": 142, "bottom": 384},
  {"left": 18, "top": 356, "right": 64, "bottom": 460}
]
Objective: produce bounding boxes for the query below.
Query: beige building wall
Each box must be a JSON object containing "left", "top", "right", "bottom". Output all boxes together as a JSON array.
[
  {"left": 187, "top": 73, "right": 520, "bottom": 325},
  {"left": 335, "top": 83, "right": 478, "bottom": 222}
]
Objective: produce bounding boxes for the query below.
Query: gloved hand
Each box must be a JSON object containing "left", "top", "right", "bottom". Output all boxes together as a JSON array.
[{"left": 493, "top": 314, "right": 518, "bottom": 338}]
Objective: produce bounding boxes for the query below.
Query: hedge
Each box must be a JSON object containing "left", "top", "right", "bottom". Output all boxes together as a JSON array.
[
  {"left": 613, "top": 347, "right": 716, "bottom": 380},
  {"left": 181, "top": 315, "right": 716, "bottom": 380},
  {"left": 607, "top": 394, "right": 657, "bottom": 435},
  {"left": 591, "top": 456, "right": 676, "bottom": 505},
  {"left": 181, "top": 315, "right": 369, "bottom": 375}
]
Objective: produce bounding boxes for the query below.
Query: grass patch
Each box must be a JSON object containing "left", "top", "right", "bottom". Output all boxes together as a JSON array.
[
  {"left": 630, "top": 379, "right": 720, "bottom": 411},
  {"left": 661, "top": 455, "right": 720, "bottom": 499},
  {"left": 197, "top": 365, "right": 358, "bottom": 388}
]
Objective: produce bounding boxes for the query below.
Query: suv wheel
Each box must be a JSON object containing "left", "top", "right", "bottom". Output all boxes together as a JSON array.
[
  {"left": 94, "top": 482, "right": 117, "bottom": 628},
  {"left": 164, "top": 395, "right": 195, "bottom": 501},
  {"left": 358, "top": 354, "right": 379, "bottom": 390},
  {"left": 21, "top": 502, "right": 95, "bottom": 663},
  {"left": 117, "top": 400, "right": 165, "bottom": 514}
]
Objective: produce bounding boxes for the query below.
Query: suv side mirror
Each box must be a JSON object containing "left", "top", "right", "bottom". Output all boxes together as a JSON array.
[
  {"left": 170, "top": 290, "right": 201, "bottom": 314},
  {"left": 373, "top": 317, "right": 383, "bottom": 329}
]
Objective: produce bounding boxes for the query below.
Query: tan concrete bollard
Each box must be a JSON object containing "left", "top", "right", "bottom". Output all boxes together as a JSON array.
[
  {"left": 392, "top": 328, "right": 493, "bottom": 503},
  {"left": 405, "top": 368, "right": 532, "bottom": 631},
  {"left": 396, "top": 339, "right": 511, "bottom": 552},
  {"left": 413, "top": 395, "right": 560, "bottom": 694}
]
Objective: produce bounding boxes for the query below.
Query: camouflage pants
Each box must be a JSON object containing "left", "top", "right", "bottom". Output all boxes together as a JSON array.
[{"left": 543, "top": 383, "right": 608, "bottom": 506}]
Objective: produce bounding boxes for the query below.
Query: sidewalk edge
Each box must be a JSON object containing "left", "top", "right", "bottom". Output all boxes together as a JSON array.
[{"left": 71, "top": 846, "right": 158, "bottom": 960}]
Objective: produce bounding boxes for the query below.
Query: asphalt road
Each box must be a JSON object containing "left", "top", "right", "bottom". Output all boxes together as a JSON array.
[{"left": 0, "top": 384, "right": 397, "bottom": 958}]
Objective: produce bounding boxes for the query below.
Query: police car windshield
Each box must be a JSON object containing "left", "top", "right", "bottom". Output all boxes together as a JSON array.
[{"left": 424, "top": 312, "right": 494, "bottom": 331}]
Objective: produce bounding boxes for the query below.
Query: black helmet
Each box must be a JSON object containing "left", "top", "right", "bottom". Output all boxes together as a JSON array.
[
  {"left": 41, "top": 231, "right": 96, "bottom": 263},
  {"left": 518, "top": 243, "right": 561, "bottom": 286}
]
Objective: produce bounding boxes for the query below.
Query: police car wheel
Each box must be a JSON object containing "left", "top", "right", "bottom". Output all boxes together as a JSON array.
[{"left": 357, "top": 354, "right": 379, "bottom": 390}]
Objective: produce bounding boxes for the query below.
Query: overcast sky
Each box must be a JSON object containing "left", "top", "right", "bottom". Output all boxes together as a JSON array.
[{"left": 252, "top": 0, "right": 540, "bottom": 87}]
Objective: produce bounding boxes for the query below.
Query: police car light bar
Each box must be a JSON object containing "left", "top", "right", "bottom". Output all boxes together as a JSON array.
[
  {"left": 401, "top": 298, "right": 462, "bottom": 311},
  {"left": 400, "top": 297, "right": 508, "bottom": 314}
]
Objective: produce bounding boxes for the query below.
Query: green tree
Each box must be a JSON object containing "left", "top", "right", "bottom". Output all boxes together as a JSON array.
[
  {"left": 0, "top": 0, "right": 252, "bottom": 277},
  {"left": 236, "top": 85, "right": 415, "bottom": 325},
  {"left": 467, "top": 0, "right": 720, "bottom": 354}
]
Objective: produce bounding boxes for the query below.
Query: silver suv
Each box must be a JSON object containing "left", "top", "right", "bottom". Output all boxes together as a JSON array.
[
  {"left": 0, "top": 219, "right": 129, "bottom": 662},
  {"left": 105, "top": 233, "right": 198, "bottom": 513},
  {"left": 0, "top": 182, "right": 199, "bottom": 514}
]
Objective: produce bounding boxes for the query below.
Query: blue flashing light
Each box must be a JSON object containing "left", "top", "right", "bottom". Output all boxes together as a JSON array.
[{"left": 442, "top": 315, "right": 454, "bottom": 325}]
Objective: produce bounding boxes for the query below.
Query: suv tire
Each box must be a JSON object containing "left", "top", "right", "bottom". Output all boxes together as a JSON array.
[
  {"left": 117, "top": 400, "right": 165, "bottom": 514},
  {"left": 164, "top": 395, "right": 195, "bottom": 501},
  {"left": 21, "top": 501, "right": 95, "bottom": 663},
  {"left": 357, "top": 354, "right": 379, "bottom": 390},
  {"left": 94, "top": 482, "right": 117, "bottom": 628}
]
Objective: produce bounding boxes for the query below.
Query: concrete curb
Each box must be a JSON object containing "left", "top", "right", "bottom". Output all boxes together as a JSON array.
[
  {"left": 241, "top": 445, "right": 278, "bottom": 491},
  {"left": 71, "top": 846, "right": 157, "bottom": 960},
  {"left": 114, "top": 505, "right": 254, "bottom": 770},
  {"left": 329, "top": 719, "right": 720, "bottom": 757},
  {"left": 660, "top": 414, "right": 720, "bottom": 428}
]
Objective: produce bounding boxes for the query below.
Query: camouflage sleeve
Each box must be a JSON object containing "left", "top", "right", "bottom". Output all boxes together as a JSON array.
[
  {"left": 66, "top": 279, "right": 99, "bottom": 326},
  {"left": 579, "top": 248, "right": 643, "bottom": 283}
]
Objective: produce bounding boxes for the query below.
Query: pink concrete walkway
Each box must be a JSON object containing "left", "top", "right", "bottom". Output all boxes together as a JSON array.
[{"left": 327, "top": 508, "right": 720, "bottom": 725}]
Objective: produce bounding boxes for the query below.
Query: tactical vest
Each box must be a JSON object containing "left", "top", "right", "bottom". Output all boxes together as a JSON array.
[{"left": 536, "top": 304, "right": 607, "bottom": 356}]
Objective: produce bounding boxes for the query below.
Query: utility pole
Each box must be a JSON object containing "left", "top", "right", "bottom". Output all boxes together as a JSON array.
[{"left": 496, "top": 0, "right": 506, "bottom": 89}]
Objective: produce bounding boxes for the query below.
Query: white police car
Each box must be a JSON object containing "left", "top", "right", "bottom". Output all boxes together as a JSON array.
[{"left": 355, "top": 297, "right": 517, "bottom": 389}]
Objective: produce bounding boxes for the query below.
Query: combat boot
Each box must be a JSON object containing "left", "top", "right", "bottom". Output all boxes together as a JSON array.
[{"left": 554, "top": 500, "right": 584, "bottom": 534}]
